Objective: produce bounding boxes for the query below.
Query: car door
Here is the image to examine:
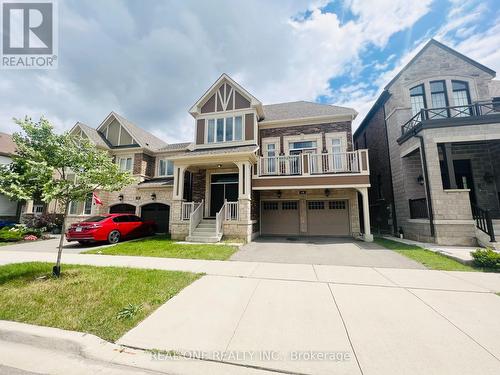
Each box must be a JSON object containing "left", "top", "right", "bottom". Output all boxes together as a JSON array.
[{"left": 127, "top": 215, "right": 144, "bottom": 238}]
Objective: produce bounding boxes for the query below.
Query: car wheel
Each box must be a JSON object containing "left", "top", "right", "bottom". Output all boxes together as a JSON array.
[{"left": 108, "top": 230, "right": 121, "bottom": 244}]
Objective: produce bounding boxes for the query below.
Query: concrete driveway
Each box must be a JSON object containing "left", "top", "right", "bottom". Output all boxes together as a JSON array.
[
  {"left": 119, "top": 272, "right": 500, "bottom": 375},
  {"left": 231, "top": 236, "right": 425, "bottom": 269}
]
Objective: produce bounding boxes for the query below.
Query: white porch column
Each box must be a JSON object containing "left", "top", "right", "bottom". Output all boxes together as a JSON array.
[
  {"left": 237, "top": 161, "right": 251, "bottom": 200},
  {"left": 357, "top": 187, "right": 373, "bottom": 242},
  {"left": 172, "top": 165, "right": 187, "bottom": 200}
]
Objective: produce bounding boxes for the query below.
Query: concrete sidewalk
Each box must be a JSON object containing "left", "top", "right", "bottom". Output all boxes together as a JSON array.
[
  {"left": 2, "top": 251, "right": 500, "bottom": 374},
  {"left": 1, "top": 249, "right": 500, "bottom": 292}
]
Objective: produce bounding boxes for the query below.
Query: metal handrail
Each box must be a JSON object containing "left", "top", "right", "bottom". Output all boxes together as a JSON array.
[
  {"left": 309, "top": 151, "right": 359, "bottom": 174},
  {"left": 188, "top": 200, "right": 204, "bottom": 237},
  {"left": 472, "top": 204, "right": 496, "bottom": 242},
  {"left": 259, "top": 155, "right": 301, "bottom": 176},
  {"left": 215, "top": 201, "right": 225, "bottom": 239}
]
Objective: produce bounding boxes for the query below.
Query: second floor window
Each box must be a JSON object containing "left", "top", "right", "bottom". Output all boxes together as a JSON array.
[
  {"left": 117, "top": 156, "right": 133, "bottom": 172},
  {"left": 410, "top": 84, "right": 426, "bottom": 116},
  {"left": 207, "top": 116, "right": 243, "bottom": 143},
  {"left": 430, "top": 80, "right": 449, "bottom": 118},
  {"left": 158, "top": 159, "right": 174, "bottom": 176},
  {"left": 452, "top": 80, "right": 471, "bottom": 117}
]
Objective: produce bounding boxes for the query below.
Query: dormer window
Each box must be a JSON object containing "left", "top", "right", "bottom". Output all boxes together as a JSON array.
[{"left": 207, "top": 115, "right": 243, "bottom": 143}]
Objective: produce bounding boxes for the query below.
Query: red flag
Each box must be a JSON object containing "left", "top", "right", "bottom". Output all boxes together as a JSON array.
[{"left": 93, "top": 192, "right": 103, "bottom": 205}]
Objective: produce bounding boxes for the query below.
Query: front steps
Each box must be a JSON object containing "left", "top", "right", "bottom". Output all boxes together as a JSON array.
[
  {"left": 475, "top": 221, "right": 500, "bottom": 251},
  {"left": 185, "top": 219, "right": 222, "bottom": 243}
]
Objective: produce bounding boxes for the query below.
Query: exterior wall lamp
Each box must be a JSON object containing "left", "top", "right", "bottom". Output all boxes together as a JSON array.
[
  {"left": 151, "top": 193, "right": 157, "bottom": 201},
  {"left": 277, "top": 190, "right": 282, "bottom": 198},
  {"left": 324, "top": 189, "right": 330, "bottom": 197},
  {"left": 118, "top": 194, "right": 124, "bottom": 202},
  {"left": 417, "top": 175, "right": 425, "bottom": 186}
]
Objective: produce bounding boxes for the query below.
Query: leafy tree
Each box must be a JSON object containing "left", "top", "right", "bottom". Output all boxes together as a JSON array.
[{"left": 0, "top": 117, "right": 134, "bottom": 276}]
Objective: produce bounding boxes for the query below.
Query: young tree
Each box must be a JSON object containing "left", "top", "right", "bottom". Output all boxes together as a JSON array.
[{"left": 0, "top": 117, "right": 134, "bottom": 276}]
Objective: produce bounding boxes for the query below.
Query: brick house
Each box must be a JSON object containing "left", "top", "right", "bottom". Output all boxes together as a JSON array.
[
  {"left": 354, "top": 39, "right": 500, "bottom": 248},
  {"left": 62, "top": 74, "right": 372, "bottom": 243}
]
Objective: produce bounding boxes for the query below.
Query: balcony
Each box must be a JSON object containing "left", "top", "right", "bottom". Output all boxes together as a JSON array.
[
  {"left": 399, "top": 101, "right": 500, "bottom": 143},
  {"left": 253, "top": 150, "right": 370, "bottom": 189}
]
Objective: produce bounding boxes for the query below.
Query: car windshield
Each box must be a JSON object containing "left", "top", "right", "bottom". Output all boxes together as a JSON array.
[{"left": 82, "top": 216, "right": 108, "bottom": 223}]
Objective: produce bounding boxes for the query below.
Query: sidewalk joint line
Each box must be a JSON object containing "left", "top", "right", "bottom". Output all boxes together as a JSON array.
[{"left": 327, "top": 283, "right": 364, "bottom": 375}]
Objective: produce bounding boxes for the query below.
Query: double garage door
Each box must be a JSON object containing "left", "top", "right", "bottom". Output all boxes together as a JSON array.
[{"left": 261, "top": 200, "right": 349, "bottom": 236}]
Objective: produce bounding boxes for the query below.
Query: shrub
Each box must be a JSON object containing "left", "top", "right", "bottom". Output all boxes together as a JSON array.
[
  {"left": 23, "top": 214, "right": 63, "bottom": 231},
  {"left": 471, "top": 248, "right": 500, "bottom": 269},
  {"left": 0, "top": 227, "right": 24, "bottom": 242}
]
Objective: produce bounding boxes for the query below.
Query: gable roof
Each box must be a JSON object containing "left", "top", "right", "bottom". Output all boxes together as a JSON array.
[
  {"left": 261, "top": 101, "right": 357, "bottom": 123},
  {"left": 385, "top": 39, "right": 496, "bottom": 90},
  {"left": 0, "top": 132, "right": 16, "bottom": 157},
  {"left": 189, "top": 73, "right": 264, "bottom": 118},
  {"left": 70, "top": 122, "right": 110, "bottom": 149},
  {"left": 97, "top": 112, "right": 167, "bottom": 151}
]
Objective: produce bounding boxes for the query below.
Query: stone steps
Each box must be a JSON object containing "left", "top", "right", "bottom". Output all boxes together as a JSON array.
[{"left": 185, "top": 219, "right": 221, "bottom": 243}]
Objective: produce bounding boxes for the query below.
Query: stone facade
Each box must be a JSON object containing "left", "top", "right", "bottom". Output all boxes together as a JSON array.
[{"left": 355, "top": 40, "right": 500, "bottom": 246}]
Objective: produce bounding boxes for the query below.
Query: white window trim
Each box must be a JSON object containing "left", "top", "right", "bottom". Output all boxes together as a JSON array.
[
  {"left": 205, "top": 114, "right": 245, "bottom": 144},
  {"left": 157, "top": 159, "right": 174, "bottom": 177},
  {"left": 261, "top": 137, "right": 280, "bottom": 157},
  {"left": 283, "top": 134, "right": 322, "bottom": 155},
  {"left": 117, "top": 155, "right": 134, "bottom": 172},
  {"left": 325, "top": 132, "right": 348, "bottom": 154}
]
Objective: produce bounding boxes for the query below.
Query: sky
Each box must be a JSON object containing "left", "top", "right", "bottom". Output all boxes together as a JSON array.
[{"left": 1, "top": 0, "right": 499, "bottom": 144}]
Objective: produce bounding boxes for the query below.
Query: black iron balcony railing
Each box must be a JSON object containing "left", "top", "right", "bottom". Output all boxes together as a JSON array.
[{"left": 401, "top": 101, "right": 500, "bottom": 137}]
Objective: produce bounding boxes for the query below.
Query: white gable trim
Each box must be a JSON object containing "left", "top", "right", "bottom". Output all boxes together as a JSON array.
[{"left": 189, "top": 73, "right": 263, "bottom": 118}]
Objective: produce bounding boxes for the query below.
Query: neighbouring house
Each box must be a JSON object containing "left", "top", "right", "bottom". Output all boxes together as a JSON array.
[
  {"left": 354, "top": 39, "right": 500, "bottom": 248},
  {"left": 0, "top": 132, "right": 21, "bottom": 222},
  {"left": 56, "top": 74, "right": 372, "bottom": 243}
]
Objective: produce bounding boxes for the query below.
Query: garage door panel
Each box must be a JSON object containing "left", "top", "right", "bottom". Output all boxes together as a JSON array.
[
  {"left": 307, "top": 200, "right": 349, "bottom": 236},
  {"left": 141, "top": 203, "right": 170, "bottom": 233},
  {"left": 261, "top": 201, "right": 299, "bottom": 236}
]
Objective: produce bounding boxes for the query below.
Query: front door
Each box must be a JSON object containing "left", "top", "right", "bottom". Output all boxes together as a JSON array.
[
  {"left": 210, "top": 173, "right": 239, "bottom": 216},
  {"left": 454, "top": 159, "right": 476, "bottom": 205}
]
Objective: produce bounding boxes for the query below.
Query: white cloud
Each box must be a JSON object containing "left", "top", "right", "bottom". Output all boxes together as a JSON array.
[{"left": 0, "top": 0, "right": 434, "bottom": 142}]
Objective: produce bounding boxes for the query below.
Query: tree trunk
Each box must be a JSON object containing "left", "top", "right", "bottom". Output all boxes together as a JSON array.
[{"left": 53, "top": 203, "right": 70, "bottom": 277}]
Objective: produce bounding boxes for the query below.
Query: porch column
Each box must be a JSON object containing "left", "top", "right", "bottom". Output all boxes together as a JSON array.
[
  {"left": 237, "top": 162, "right": 251, "bottom": 200},
  {"left": 444, "top": 143, "right": 457, "bottom": 189},
  {"left": 172, "top": 165, "right": 187, "bottom": 200},
  {"left": 357, "top": 187, "right": 373, "bottom": 242}
]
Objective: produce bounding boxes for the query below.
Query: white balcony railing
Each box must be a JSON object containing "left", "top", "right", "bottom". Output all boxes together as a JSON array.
[
  {"left": 308, "top": 152, "right": 359, "bottom": 174},
  {"left": 257, "top": 150, "right": 367, "bottom": 177},
  {"left": 259, "top": 155, "right": 301, "bottom": 176}
]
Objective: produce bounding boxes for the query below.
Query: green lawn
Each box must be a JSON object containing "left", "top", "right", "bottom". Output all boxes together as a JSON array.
[
  {"left": 83, "top": 235, "right": 237, "bottom": 260},
  {"left": 0, "top": 262, "right": 200, "bottom": 341},
  {"left": 375, "top": 237, "right": 477, "bottom": 271}
]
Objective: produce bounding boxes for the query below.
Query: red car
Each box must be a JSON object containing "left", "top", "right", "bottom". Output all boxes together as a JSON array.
[{"left": 66, "top": 214, "right": 155, "bottom": 244}]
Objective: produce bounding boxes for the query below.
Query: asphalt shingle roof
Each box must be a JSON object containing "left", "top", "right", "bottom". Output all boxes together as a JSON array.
[
  {"left": 158, "top": 142, "right": 191, "bottom": 152},
  {"left": 76, "top": 122, "right": 110, "bottom": 149},
  {"left": 112, "top": 112, "right": 167, "bottom": 151},
  {"left": 261, "top": 101, "right": 356, "bottom": 122},
  {"left": 175, "top": 144, "right": 259, "bottom": 157}
]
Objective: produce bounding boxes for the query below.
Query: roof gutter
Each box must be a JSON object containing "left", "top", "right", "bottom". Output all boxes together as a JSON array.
[{"left": 415, "top": 135, "right": 435, "bottom": 237}]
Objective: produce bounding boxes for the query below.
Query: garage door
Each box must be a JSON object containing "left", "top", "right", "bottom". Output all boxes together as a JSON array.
[
  {"left": 141, "top": 203, "right": 170, "bottom": 233},
  {"left": 307, "top": 200, "right": 349, "bottom": 236},
  {"left": 261, "top": 201, "right": 300, "bottom": 236}
]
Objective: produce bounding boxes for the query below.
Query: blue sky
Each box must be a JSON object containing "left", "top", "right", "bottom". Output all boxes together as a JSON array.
[{"left": 0, "top": 0, "right": 499, "bottom": 142}]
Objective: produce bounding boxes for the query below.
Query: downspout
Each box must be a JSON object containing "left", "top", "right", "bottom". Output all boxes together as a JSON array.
[
  {"left": 415, "top": 135, "right": 435, "bottom": 237},
  {"left": 382, "top": 103, "right": 398, "bottom": 234}
]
